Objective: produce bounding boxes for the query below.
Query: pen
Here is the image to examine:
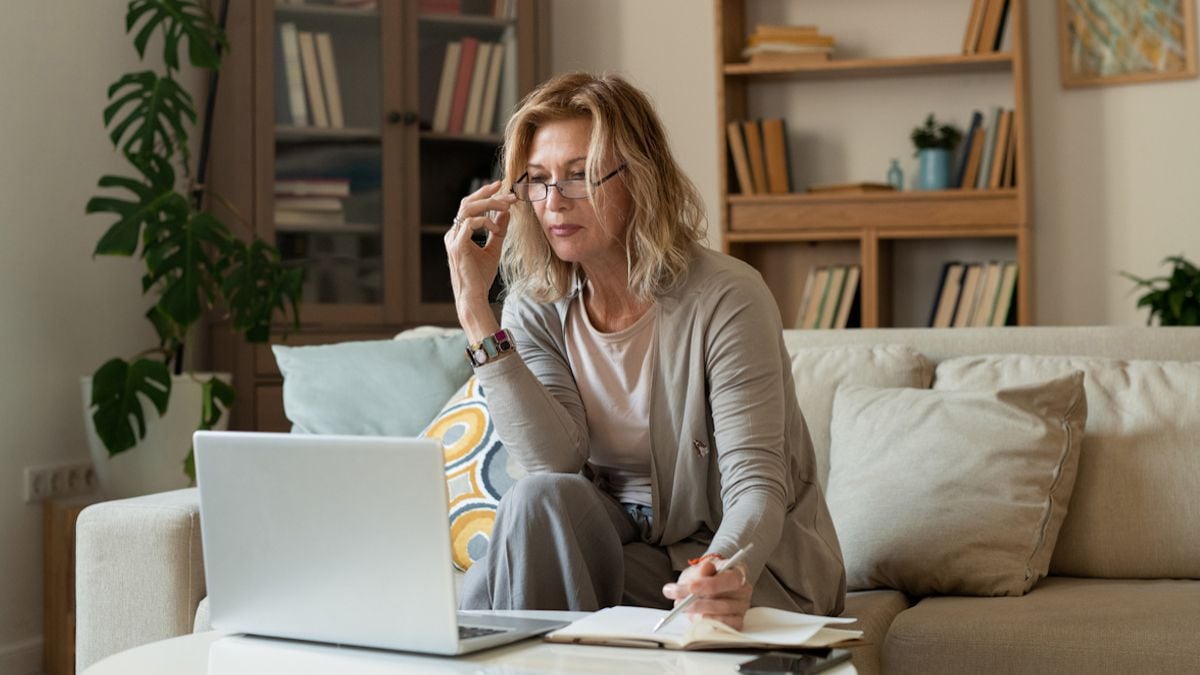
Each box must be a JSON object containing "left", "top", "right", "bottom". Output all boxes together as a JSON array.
[{"left": 653, "top": 543, "right": 754, "bottom": 633}]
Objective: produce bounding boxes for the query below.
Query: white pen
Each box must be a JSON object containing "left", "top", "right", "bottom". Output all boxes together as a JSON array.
[{"left": 652, "top": 542, "right": 754, "bottom": 633}]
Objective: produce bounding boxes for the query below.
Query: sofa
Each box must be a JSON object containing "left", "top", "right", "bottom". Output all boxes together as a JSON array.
[{"left": 75, "top": 326, "right": 1200, "bottom": 674}]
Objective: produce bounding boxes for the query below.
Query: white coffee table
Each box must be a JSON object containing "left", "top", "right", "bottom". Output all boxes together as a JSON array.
[{"left": 83, "top": 610, "right": 856, "bottom": 675}]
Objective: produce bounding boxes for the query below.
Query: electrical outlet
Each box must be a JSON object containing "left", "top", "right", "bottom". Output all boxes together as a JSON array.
[{"left": 24, "top": 460, "right": 97, "bottom": 504}]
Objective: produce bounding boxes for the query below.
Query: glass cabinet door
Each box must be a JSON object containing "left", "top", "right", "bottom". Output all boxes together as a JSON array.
[{"left": 270, "top": 1, "right": 387, "bottom": 317}]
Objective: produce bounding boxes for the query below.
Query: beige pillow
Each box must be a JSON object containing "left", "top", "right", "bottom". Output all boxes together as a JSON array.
[
  {"left": 788, "top": 345, "right": 933, "bottom": 490},
  {"left": 825, "top": 372, "right": 1087, "bottom": 597},
  {"left": 935, "top": 354, "right": 1200, "bottom": 579}
]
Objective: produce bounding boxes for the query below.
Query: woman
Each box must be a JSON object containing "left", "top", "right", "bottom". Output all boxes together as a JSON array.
[{"left": 444, "top": 72, "right": 845, "bottom": 629}]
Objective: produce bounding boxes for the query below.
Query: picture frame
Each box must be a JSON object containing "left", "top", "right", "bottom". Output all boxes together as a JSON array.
[{"left": 1058, "top": 0, "right": 1198, "bottom": 87}]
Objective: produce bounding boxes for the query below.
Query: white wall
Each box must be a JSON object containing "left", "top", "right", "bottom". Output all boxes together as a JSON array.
[
  {"left": 549, "top": 0, "right": 1200, "bottom": 326},
  {"left": 0, "top": 3, "right": 201, "bottom": 672}
]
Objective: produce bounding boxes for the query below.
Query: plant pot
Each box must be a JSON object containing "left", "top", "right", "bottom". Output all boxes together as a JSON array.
[
  {"left": 81, "top": 373, "right": 232, "bottom": 499},
  {"left": 916, "top": 148, "right": 951, "bottom": 191}
]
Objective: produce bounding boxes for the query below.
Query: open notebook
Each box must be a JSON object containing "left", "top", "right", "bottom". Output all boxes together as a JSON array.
[{"left": 545, "top": 606, "right": 863, "bottom": 651}]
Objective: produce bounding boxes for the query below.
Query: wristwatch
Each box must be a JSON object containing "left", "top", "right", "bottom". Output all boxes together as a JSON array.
[{"left": 465, "top": 328, "right": 514, "bottom": 368}]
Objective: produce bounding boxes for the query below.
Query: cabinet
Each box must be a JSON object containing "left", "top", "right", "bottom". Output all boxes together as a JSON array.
[
  {"left": 208, "top": 1, "right": 547, "bottom": 430},
  {"left": 715, "top": 0, "right": 1033, "bottom": 328}
]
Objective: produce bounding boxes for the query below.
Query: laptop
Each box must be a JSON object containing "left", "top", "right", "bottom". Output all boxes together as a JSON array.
[{"left": 193, "top": 430, "right": 568, "bottom": 655}]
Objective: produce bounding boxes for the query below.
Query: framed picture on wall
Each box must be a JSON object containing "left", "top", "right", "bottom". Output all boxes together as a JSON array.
[{"left": 1058, "top": 0, "right": 1198, "bottom": 87}]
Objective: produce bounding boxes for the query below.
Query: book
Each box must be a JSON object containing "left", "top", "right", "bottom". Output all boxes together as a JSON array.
[
  {"left": 990, "top": 261, "right": 1019, "bottom": 326},
  {"left": 297, "top": 31, "right": 329, "bottom": 128},
  {"left": 833, "top": 265, "right": 861, "bottom": 329},
  {"left": 1001, "top": 115, "right": 1017, "bottom": 187},
  {"left": 930, "top": 262, "right": 966, "bottom": 328},
  {"left": 761, "top": 118, "right": 791, "bottom": 194},
  {"left": 478, "top": 40, "right": 505, "bottom": 134},
  {"left": 817, "top": 265, "right": 847, "bottom": 329},
  {"left": 275, "top": 178, "right": 351, "bottom": 197},
  {"left": 977, "top": 0, "right": 1004, "bottom": 54},
  {"left": 742, "top": 120, "right": 769, "bottom": 195},
  {"left": 988, "top": 110, "right": 1012, "bottom": 189},
  {"left": 275, "top": 208, "right": 347, "bottom": 227},
  {"left": 800, "top": 267, "right": 830, "bottom": 329},
  {"left": 726, "top": 121, "right": 755, "bottom": 195},
  {"left": 418, "top": 40, "right": 448, "bottom": 128},
  {"left": 315, "top": 33, "right": 344, "bottom": 129},
  {"left": 545, "top": 606, "right": 862, "bottom": 651},
  {"left": 794, "top": 266, "right": 817, "bottom": 329},
  {"left": 960, "top": 126, "right": 986, "bottom": 189},
  {"left": 971, "top": 261, "right": 1003, "bottom": 326},
  {"left": 274, "top": 196, "right": 344, "bottom": 211},
  {"left": 462, "top": 42, "right": 494, "bottom": 134},
  {"left": 954, "top": 111, "right": 983, "bottom": 188},
  {"left": 991, "top": 0, "right": 1013, "bottom": 51},
  {"left": 448, "top": 37, "right": 479, "bottom": 134},
  {"left": 432, "top": 41, "right": 462, "bottom": 133},
  {"left": 952, "top": 263, "right": 984, "bottom": 328},
  {"left": 278, "top": 23, "right": 308, "bottom": 127},
  {"left": 962, "top": 0, "right": 987, "bottom": 54},
  {"left": 806, "top": 182, "right": 895, "bottom": 194},
  {"left": 975, "top": 106, "right": 1002, "bottom": 189}
]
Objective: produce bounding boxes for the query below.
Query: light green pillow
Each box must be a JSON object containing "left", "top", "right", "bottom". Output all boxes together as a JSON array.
[{"left": 273, "top": 332, "right": 471, "bottom": 436}]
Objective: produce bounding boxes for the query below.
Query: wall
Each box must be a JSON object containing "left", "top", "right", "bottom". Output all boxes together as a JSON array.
[
  {"left": 548, "top": 0, "right": 1200, "bottom": 326},
  {"left": 0, "top": 3, "right": 202, "bottom": 672}
]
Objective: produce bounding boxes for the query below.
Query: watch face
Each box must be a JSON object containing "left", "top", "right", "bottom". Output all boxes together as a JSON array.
[{"left": 472, "top": 347, "right": 489, "bottom": 365}]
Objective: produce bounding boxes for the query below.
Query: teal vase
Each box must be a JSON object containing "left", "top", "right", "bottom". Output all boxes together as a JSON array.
[{"left": 916, "top": 148, "right": 951, "bottom": 191}]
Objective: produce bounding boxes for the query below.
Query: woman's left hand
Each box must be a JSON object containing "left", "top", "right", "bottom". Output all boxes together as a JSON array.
[{"left": 661, "top": 557, "right": 752, "bottom": 630}]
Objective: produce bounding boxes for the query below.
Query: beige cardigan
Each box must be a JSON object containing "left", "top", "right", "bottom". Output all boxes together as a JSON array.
[{"left": 474, "top": 244, "right": 847, "bottom": 615}]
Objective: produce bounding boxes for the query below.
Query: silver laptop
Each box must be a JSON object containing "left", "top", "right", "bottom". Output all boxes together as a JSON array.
[{"left": 193, "top": 430, "right": 567, "bottom": 655}]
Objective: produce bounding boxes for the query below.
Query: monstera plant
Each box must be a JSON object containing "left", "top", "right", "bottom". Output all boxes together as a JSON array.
[
  {"left": 1122, "top": 255, "right": 1200, "bottom": 326},
  {"left": 86, "top": 0, "right": 302, "bottom": 482}
]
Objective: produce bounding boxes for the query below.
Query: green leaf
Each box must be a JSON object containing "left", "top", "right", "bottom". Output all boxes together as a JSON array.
[
  {"left": 199, "top": 376, "right": 236, "bottom": 429},
  {"left": 146, "top": 304, "right": 181, "bottom": 348},
  {"left": 142, "top": 209, "right": 233, "bottom": 330},
  {"left": 127, "top": 0, "right": 227, "bottom": 71},
  {"left": 1168, "top": 289, "right": 1186, "bottom": 319},
  {"left": 221, "top": 239, "right": 304, "bottom": 343},
  {"left": 183, "top": 448, "right": 196, "bottom": 484},
  {"left": 103, "top": 70, "right": 195, "bottom": 170},
  {"left": 90, "top": 357, "right": 172, "bottom": 456},
  {"left": 86, "top": 157, "right": 181, "bottom": 257}
]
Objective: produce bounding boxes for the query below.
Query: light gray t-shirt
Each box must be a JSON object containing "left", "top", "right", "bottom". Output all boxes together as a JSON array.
[{"left": 563, "top": 293, "right": 656, "bottom": 507}]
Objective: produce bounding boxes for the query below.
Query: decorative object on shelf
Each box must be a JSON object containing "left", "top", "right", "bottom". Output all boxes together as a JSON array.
[
  {"left": 887, "top": 159, "right": 904, "bottom": 191},
  {"left": 1121, "top": 255, "right": 1200, "bottom": 325},
  {"left": 84, "top": 0, "right": 303, "bottom": 495},
  {"left": 742, "top": 23, "right": 835, "bottom": 65},
  {"left": 1058, "top": 0, "right": 1198, "bottom": 88},
  {"left": 910, "top": 114, "right": 962, "bottom": 191}
]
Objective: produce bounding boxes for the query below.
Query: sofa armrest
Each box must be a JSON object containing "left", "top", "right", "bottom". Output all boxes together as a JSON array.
[{"left": 75, "top": 488, "right": 206, "bottom": 672}]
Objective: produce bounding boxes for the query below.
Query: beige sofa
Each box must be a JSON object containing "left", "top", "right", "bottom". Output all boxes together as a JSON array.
[{"left": 75, "top": 327, "right": 1200, "bottom": 674}]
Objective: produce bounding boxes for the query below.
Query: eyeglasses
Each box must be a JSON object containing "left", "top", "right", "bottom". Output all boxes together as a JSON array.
[{"left": 511, "top": 164, "right": 627, "bottom": 202}]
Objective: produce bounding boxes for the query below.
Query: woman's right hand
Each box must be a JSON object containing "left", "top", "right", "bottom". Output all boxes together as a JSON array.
[{"left": 444, "top": 181, "right": 518, "bottom": 331}]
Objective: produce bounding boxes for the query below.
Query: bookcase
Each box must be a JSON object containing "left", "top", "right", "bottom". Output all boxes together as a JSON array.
[
  {"left": 715, "top": 0, "right": 1033, "bottom": 329},
  {"left": 207, "top": 0, "right": 547, "bottom": 431}
]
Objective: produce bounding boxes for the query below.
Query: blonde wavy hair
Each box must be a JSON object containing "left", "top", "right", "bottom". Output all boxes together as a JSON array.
[{"left": 498, "top": 72, "right": 707, "bottom": 304}]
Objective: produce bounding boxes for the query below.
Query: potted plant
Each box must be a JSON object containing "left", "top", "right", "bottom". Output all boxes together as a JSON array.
[
  {"left": 1121, "top": 255, "right": 1200, "bottom": 325},
  {"left": 84, "top": 0, "right": 302, "bottom": 497},
  {"left": 910, "top": 114, "right": 962, "bottom": 191}
]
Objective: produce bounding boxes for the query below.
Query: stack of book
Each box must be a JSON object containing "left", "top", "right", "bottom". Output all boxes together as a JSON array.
[
  {"left": 277, "top": 24, "right": 346, "bottom": 129},
  {"left": 726, "top": 118, "right": 791, "bottom": 195},
  {"left": 962, "top": 0, "right": 1012, "bottom": 54},
  {"left": 428, "top": 37, "right": 507, "bottom": 135},
  {"left": 279, "top": 0, "right": 378, "bottom": 8},
  {"left": 741, "top": 24, "right": 835, "bottom": 65},
  {"left": 955, "top": 106, "right": 1017, "bottom": 190},
  {"left": 928, "top": 260, "right": 1018, "bottom": 328},
  {"left": 795, "top": 265, "right": 861, "bottom": 330},
  {"left": 274, "top": 178, "right": 351, "bottom": 231},
  {"left": 418, "top": 0, "right": 516, "bottom": 18}
]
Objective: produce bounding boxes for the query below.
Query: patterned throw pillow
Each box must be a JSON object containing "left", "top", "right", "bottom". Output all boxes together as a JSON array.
[{"left": 420, "top": 376, "right": 526, "bottom": 571}]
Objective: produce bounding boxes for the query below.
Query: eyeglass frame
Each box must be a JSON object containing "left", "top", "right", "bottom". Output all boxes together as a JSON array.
[{"left": 510, "top": 163, "right": 627, "bottom": 202}]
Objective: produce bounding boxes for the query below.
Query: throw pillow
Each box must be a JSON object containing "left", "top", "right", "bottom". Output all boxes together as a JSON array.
[
  {"left": 420, "top": 377, "right": 526, "bottom": 571},
  {"left": 272, "top": 331, "right": 471, "bottom": 436},
  {"left": 825, "top": 371, "right": 1087, "bottom": 597}
]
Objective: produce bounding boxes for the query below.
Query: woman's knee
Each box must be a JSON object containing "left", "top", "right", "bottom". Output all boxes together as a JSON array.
[{"left": 500, "top": 473, "right": 596, "bottom": 516}]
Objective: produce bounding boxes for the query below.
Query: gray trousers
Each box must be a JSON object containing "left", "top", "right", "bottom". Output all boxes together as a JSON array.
[{"left": 459, "top": 473, "right": 677, "bottom": 611}]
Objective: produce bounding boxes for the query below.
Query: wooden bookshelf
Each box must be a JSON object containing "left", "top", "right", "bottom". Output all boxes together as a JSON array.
[
  {"left": 207, "top": 0, "right": 547, "bottom": 431},
  {"left": 716, "top": 0, "right": 1034, "bottom": 329}
]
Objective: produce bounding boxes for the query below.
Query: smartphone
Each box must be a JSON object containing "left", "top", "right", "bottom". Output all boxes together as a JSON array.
[{"left": 737, "top": 649, "right": 853, "bottom": 675}]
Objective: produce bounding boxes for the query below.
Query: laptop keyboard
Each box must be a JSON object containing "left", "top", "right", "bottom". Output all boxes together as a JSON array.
[{"left": 459, "top": 625, "right": 508, "bottom": 640}]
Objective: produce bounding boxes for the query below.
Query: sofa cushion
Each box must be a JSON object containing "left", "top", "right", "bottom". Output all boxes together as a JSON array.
[
  {"left": 420, "top": 377, "right": 526, "bottom": 571},
  {"left": 786, "top": 344, "right": 933, "bottom": 489},
  {"left": 826, "top": 372, "right": 1087, "bottom": 597},
  {"left": 841, "top": 590, "right": 910, "bottom": 675},
  {"left": 272, "top": 330, "right": 471, "bottom": 436},
  {"left": 935, "top": 354, "right": 1200, "bottom": 579},
  {"left": 883, "top": 577, "right": 1200, "bottom": 675}
]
